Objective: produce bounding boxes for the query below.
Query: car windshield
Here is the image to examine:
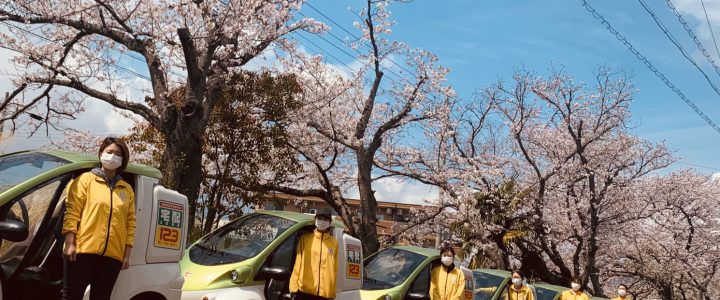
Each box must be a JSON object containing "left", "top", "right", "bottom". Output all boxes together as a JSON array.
[
  {"left": 473, "top": 272, "right": 506, "bottom": 300},
  {"left": 536, "top": 287, "right": 561, "bottom": 300},
  {"left": 188, "top": 214, "right": 296, "bottom": 266},
  {"left": 0, "top": 152, "right": 68, "bottom": 193},
  {"left": 363, "top": 248, "right": 426, "bottom": 290}
]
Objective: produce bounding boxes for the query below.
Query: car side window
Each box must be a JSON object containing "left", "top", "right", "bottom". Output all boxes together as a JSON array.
[
  {"left": 408, "top": 263, "right": 431, "bottom": 294},
  {"left": 255, "top": 230, "right": 299, "bottom": 281},
  {"left": 270, "top": 231, "right": 298, "bottom": 270}
]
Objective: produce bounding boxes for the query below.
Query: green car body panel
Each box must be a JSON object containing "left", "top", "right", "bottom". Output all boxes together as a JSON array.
[
  {"left": 180, "top": 210, "right": 346, "bottom": 291},
  {"left": 359, "top": 246, "right": 440, "bottom": 300},
  {"left": 0, "top": 149, "right": 161, "bottom": 205},
  {"left": 533, "top": 283, "right": 568, "bottom": 300},
  {"left": 472, "top": 268, "right": 511, "bottom": 300}
]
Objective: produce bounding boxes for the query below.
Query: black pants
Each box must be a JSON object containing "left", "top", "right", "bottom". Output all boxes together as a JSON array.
[
  {"left": 66, "top": 254, "right": 122, "bottom": 300},
  {"left": 292, "top": 291, "right": 331, "bottom": 300}
]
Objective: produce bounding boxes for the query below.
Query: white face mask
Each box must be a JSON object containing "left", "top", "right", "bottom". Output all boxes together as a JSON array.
[
  {"left": 441, "top": 256, "right": 453, "bottom": 266},
  {"left": 571, "top": 283, "right": 581, "bottom": 291},
  {"left": 315, "top": 219, "right": 330, "bottom": 231},
  {"left": 100, "top": 152, "right": 123, "bottom": 170},
  {"left": 512, "top": 278, "right": 522, "bottom": 286},
  {"left": 618, "top": 290, "right": 627, "bottom": 296}
]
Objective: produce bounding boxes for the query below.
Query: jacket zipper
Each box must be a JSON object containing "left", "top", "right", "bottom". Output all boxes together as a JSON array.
[
  {"left": 317, "top": 232, "right": 324, "bottom": 296},
  {"left": 101, "top": 185, "right": 114, "bottom": 256},
  {"left": 444, "top": 268, "right": 450, "bottom": 300}
]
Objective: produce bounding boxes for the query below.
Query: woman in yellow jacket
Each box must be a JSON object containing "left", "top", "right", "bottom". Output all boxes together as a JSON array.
[
  {"left": 560, "top": 277, "right": 590, "bottom": 300},
  {"left": 503, "top": 270, "right": 535, "bottom": 300},
  {"left": 430, "top": 245, "right": 465, "bottom": 300},
  {"left": 62, "top": 137, "right": 136, "bottom": 300},
  {"left": 289, "top": 208, "right": 339, "bottom": 300}
]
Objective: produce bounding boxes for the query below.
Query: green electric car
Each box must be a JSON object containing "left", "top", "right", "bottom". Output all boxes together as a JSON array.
[
  {"left": 0, "top": 150, "right": 189, "bottom": 300},
  {"left": 180, "top": 210, "right": 364, "bottom": 300},
  {"left": 360, "top": 246, "right": 474, "bottom": 300},
  {"left": 471, "top": 269, "right": 511, "bottom": 300},
  {"left": 533, "top": 283, "right": 568, "bottom": 300}
]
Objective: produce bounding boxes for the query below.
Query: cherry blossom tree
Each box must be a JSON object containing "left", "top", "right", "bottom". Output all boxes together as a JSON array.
[
  {"left": 603, "top": 171, "right": 720, "bottom": 300},
  {"left": 266, "top": 0, "right": 455, "bottom": 254},
  {"left": 0, "top": 0, "right": 325, "bottom": 225}
]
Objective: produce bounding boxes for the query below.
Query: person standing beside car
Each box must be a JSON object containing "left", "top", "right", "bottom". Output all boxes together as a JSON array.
[
  {"left": 560, "top": 277, "right": 590, "bottom": 300},
  {"left": 504, "top": 270, "right": 535, "bottom": 300},
  {"left": 289, "top": 208, "right": 339, "bottom": 300},
  {"left": 62, "top": 137, "right": 136, "bottom": 300},
  {"left": 430, "top": 245, "right": 466, "bottom": 300}
]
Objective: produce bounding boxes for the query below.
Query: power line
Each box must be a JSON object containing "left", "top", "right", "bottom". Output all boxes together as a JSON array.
[
  {"left": 665, "top": 0, "right": 720, "bottom": 80},
  {"left": 699, "top": 0, "right": 720, "bottom": 62},
  {"left": 302, "top": 2, "right": 416, "bottom": 77},
  {"left": 296, "top": 10, "right": 406, "bottom": 83},
  {"left": 638, "top": 0, "right": 720, "bottom": 99},
  {"left": 294, "top": 32, "right": 358, "bottom": 73},
  {"left": 677, "top": 161, "right": 720, "bottom": 171},
  {"left": 578, "top": 0, "right": 720, "bottom": 135}
]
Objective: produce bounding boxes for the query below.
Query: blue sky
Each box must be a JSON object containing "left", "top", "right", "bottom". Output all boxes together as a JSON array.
[{"left": 299, "top": 0, "right": 720, "bottom": 174}]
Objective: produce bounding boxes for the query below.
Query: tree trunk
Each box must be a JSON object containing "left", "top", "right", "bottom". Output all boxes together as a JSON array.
[
  {"left": 203, "top": 191, "right": 220, "bottom": 234},
  {"left": 357, "top": 151, "right": 380, "bottom": 255},
  {"left": 660, "top": 283, "right": 673, "bottom": 300},
  {"left": 159, "top": 110, "right": 205, "bottom": 232}
]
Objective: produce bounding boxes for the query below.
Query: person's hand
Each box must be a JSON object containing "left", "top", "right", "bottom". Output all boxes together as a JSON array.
[
  {"left": 122, "top": 255, "right": 130, "bottom": 270},
  {"left": 63, "top": 234, "right": 77, "bottom": 262}
]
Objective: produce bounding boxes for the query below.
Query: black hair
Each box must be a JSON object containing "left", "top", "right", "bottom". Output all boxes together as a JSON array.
[
  {"left": 618, "top": 284, "right": 628, "bottom": 290},
  {"left": 512, "top": 269, "right": 524, "bottom": 279},
  {"left": 439, "top": 245, "right": 455, "bottom": 256}
]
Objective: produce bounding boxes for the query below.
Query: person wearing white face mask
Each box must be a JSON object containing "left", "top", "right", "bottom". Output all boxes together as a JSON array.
[
  {"left": 62, "top": 137, "right": 136, "bottom": 300},
  {"left": 560, "top": 277, "right": 590, "bottom": 300},
  {"left": 474, "top": 269, "right": 534, "bottom": 300},
  {"left": 429, "top": 245, "right": 465, "bottom": 300},
  {"left": 289, "top": 208, "right": 339, "bottom": 300},
  {"left": 611, "top": 284, "right": 630, "bottom": 300},
  {"left": 503, "top": 270, "right": 535, "bottom": 300}
]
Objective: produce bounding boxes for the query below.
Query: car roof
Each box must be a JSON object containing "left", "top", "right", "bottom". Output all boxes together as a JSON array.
[
  {"left": 390, "top": 245, "right": 439, "bottom": 258},
  {"left": 533, "top": 283, "right": 569, "bottom": 293},
  {"left": 16, "top": 149, "right": 163, "bottom": 178},
  {"left": 473, "top": 268, "right": 512, "bottom": 278},
  {"left": 257, "top": 210, "right": 346, "bottom": 228}
]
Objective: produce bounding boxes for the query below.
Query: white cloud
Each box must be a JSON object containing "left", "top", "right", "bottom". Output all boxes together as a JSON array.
[
  {"left": 672, "top": 0, "right": 720, "bottom": 61},
  {"left": 371, "top": 178, "right": 439, "bottom": 205}
]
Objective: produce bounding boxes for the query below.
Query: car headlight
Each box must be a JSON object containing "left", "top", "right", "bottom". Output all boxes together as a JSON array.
[
  {"left": 230, "top": 270, "right": 239, "bottom": 282},
  {"left": 379, "top": 295, "right": 392, "bottom": 300}
]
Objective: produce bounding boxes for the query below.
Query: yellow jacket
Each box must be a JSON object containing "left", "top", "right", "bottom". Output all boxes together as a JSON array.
[
  {"left": 430, "top": 265, "right": 466, "bottom": 300},
  {"left": 504, "top": 284, "right": 535, "bottom": 300},
  {"left": 560, "top": 290, "right": 590, "bottom": 300},
  {"left": 611, "top": 297, "right": 630, "bottom": 300},
  {"left": 62, "top": 171, "right": 136, "bottom": 262},
  {"left": 289, "top": 229, "right": 339, "bottom": 299}
]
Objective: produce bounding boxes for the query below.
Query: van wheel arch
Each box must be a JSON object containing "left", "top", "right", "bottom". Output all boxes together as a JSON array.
[{"left": 130, "top": 292, "right": 166, "bottom": 300}]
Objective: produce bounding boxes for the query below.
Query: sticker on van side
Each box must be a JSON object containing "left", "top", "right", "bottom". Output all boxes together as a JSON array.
[
  {"left": 346, "top": 244, "right": 361, "bottom": 279},
  {"left": 154, "top": 200, "right": 184, "bottom": 250}
]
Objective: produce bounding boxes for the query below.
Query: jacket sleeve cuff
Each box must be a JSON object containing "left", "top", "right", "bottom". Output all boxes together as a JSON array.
[{"left": 61, "top": 227, "right": 77, "bottom": 235}]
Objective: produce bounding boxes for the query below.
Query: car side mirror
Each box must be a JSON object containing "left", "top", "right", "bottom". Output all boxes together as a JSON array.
[
  {"left": 0, "top": 220, "right": 28, "bottom": 242},
  {"left": 260, "top": 266, "right": 290, "bottom": 281},
  {"left": 406, "top": 292, "right": 430, "bottom": 300}
]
